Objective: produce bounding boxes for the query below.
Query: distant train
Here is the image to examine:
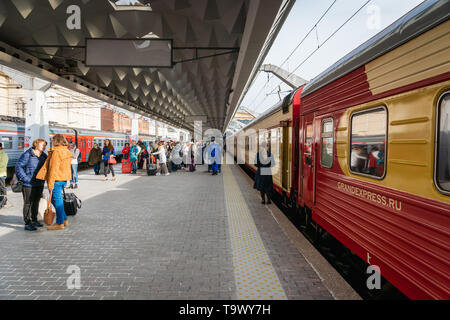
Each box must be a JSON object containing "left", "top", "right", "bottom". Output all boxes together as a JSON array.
[
  {"left": 0, "top": 119, "right": 155, "bottom": 176},
  {"left": 229, "top": 1, "right": 449, "bottom": 299}
]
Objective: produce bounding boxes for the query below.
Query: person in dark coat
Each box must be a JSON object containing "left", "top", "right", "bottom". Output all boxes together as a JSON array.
[
  {"left": 15, "top": 139, "right": 48, "bottom": 231},
  {"left": 253, "top": 141, "right": 275, "bottom": 204},
  {"left": 88, "top": 143, "right": 102, "bottom": 175}
]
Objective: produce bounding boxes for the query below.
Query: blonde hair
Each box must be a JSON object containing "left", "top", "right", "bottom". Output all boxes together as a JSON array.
[
  {"left": 52, "top": 134, "right": 68, "bottom": 146},
  {"left": 32, "top": 138, "right": 47, "bottom": 149}
]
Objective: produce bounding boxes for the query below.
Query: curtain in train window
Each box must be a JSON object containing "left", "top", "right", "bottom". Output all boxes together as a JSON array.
[
  {"left": 304, "top": 125, "right": 313, "bottom": 166},
  {"left": 350, "top": 107, "right": 387, "bottom": 178},
  {"left": 321, "top": 118, "right": 334, "bottom": 168},
  {"left": 436, "top": 92, "right": 450, "bottom": 193}
]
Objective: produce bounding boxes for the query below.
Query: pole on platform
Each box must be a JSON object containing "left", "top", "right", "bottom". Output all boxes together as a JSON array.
[
  {"left": 0, "top": 65, "right": 52, "bottom": 149},
  {"left": 131, "top": 115, "right": 139, "bottom": 142}
]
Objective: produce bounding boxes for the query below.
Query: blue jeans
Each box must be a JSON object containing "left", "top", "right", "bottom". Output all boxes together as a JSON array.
[
  {"left": 93, "top": 162, "right": 100, "bottom": 174},
  {"left": 132, "top": 160, "right": 137, "bottom": 172},
  {"left": 212, "top": 162, "right": 218, "bottom": 174},
  {"left": 71, "top": 164, "right": 78, "bottom": 184},
  {"left": 52, "top": 181, "right": 67, "bottom": 224}
]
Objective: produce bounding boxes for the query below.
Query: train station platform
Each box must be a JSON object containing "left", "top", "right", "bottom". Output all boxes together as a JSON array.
[{"left": 0, "top": 164, "right": 359, "bottom": 300}]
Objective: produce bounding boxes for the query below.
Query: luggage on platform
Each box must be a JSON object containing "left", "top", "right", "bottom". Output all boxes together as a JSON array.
[
  {"left": 63, "top": 189, "right": 82, "bottom": 216},
  {"left": 122, "top": 159, "right": 132, "bottom": 173},
  {"left": 147, "top": 163, "right": 157, "bottom": 176}
]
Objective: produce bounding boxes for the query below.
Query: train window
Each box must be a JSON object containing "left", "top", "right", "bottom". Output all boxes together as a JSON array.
[
  {"left": 304, "top": 125, "right": 313, "bottom": 166},
  {"left": 435, "top": 92, "right": 450, "bottom": 194},
  {"left": 88, "top": 139, "right": 91, "bottom": 148},
  {"left": 321, "top": 118, "right": 334, "bottom": 168},
  {"left": 1, "top": 136, "right": 12, "bottom": 149},
  {"left": 271, "top": 128, "right": 280, "bottom": 159},
  {"left": 350, "top": 106, "right": 387, "bottom": 179},
  {"left": 18, "top": 136, "right": 24, "bottom": 150}
]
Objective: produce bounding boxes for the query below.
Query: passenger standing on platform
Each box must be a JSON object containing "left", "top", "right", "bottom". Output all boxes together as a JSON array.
[
  {"left": 153, "top": 141, "right": 169, "bottom": 176},
  {"left": 36, "top": 134, "right": 72, "bottom": 230},
  {"left": 69, "top": 143, "right": 80, "bottom": 189},
  {"left": 129, "top": 140, "right": 139, "bottom": 174},
  {"left": 102, "top": 139, "right": 116, "bottom": 181},
  {"left": 189, "top": 140, "right": 196, "bottom": 172},
  {"left": 88, "top": 143, "right": 102, "bottom": 175},
  {"left": 182, "top": 143, "right": 190, "bottom": 170},
  {"left": 0, "top": 142, "right": 9, "bottom": 207},
  {"left": 142, "top": 143, "right": 149, "bottom": 170},
  {"left": 254, "top": 141, "right": 275, "bottom": 205},
  {"left": 15, "top": 139, "right": 47, "bottom": 231},
  {"left": 208, "top": 137, "right": 222, "bottom": 175},
  {"left": 148, "top": 141, "right": 154, "bottom": 154},
  {"left": 170, "top": 142, "right": 182, "bottom": 172},
  {"left": 122, "top": 143, "right": 130, "bottom": 160}
]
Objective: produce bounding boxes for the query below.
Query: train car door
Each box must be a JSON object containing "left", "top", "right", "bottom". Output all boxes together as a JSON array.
[
  {"left": 302, "top": 114, "right": 315, "bottom": 208},
  {"left": 282, "top": 125, "right": 289, "bottom": 190}
]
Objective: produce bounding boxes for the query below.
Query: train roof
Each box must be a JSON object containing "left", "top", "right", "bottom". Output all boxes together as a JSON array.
[
  {"left": 230, "top": 89, "right": 298, "bottom": 136},
  {"left": 302, "top": 0, "right": 449, "bottom": 97},
  {"left": 0, "top": 119, "right": 154, "bottom": 138}
]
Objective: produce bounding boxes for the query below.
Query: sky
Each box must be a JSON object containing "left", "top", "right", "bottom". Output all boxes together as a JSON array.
[{"left": 241, "top": 0, "right": 425, "bottom": 115}]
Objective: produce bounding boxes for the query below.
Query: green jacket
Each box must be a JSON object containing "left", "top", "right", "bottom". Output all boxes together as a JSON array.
[{"left": 0, "top": 150, "right": 8, "bottom": 177}]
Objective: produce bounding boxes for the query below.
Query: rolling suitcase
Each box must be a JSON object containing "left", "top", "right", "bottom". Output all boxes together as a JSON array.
[
  {"left": 122, "top": 159, "right": 132, "bottom": 173},
  {"left": 63, "top": 189, "right": 82, "bottom": 216},
  {"left": 147, "top": 163, "right": 157, "bottom": 176}
]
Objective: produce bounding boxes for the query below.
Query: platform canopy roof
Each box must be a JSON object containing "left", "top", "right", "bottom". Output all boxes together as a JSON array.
[{"left": 0, "top": 0, "right": 294, "bottom": 132}]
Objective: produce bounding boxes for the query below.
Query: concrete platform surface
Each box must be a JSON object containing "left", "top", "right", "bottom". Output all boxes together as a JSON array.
[{"left": 0, "top": 164, "right": 357, "bottom": 300}]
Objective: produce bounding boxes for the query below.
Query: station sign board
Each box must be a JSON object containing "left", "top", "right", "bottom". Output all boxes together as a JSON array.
[{"left": 85, "top": 38, "right": 173, "bottom": 68}]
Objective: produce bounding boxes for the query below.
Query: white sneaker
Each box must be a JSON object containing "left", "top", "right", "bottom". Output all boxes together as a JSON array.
[
  {"left": 165, "top": 173, "right": 170, "bottom": 176},
  {"left": 156, "top": 173, "right": 161, "bottom": 176}
]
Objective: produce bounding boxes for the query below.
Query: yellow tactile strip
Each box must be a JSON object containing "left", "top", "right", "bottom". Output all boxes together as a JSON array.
[{"left": 223, "top": 165, "right": 287, "bottom": 300}]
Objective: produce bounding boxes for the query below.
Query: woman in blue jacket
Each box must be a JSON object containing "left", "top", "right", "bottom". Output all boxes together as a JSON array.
[
  {"left": 15, "top": 139, "right": 48, "bottom": 231},
  {"left": 102, "top": 139, "right": 116, "bottom": 181}
]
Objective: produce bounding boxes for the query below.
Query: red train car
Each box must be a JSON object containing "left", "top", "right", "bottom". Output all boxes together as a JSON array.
[{"left": 233, "top": 1, "right": 450, "bottom": 299}]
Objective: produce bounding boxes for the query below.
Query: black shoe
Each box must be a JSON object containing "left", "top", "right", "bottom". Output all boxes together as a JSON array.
[
  {"left": 74, "top": 184, "right": 78, "bottom": 189},
  {"left": 267, "top": 200, "right": 272, "bottom": 204},
  {"left": 261, "top": 200, "right": 266, "bottom": 204},
  {"left": 32, "top": 221, "right": 43, "bottom": 227},
  {"left": 69, "top": 183, "right": 73, "bottom": 189},
  {"left": 24, "top": 224, "right": 37, "bottom": 231}
]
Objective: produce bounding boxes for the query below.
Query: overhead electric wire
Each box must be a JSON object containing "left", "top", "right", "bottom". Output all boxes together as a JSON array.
[
  {"left": 266, "top": 0, "right": 372, "bottom": 96},
  {"left": 246, "top": 0, "right": 338, "bottom": 112}
]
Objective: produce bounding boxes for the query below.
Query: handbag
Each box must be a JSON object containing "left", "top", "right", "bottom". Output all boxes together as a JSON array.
[
  {"left": 63, "top": 189, "right": 82, "bottom": 216},
  {"left": 10, "top": 174, "right": 23, "bottom": 193},
  {"left": 108, "top": 156, "right": 117, "bottom": 164},
  {"left": 44, "top": 190, "right": 55, "bottom": 225}
]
